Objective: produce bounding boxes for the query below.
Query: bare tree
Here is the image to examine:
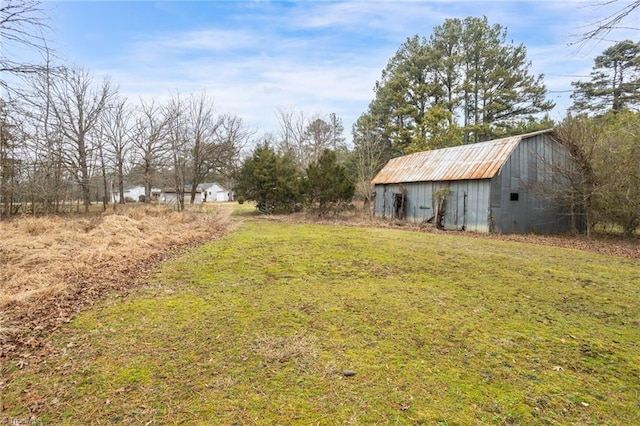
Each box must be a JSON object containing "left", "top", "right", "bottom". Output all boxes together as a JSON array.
[
  {"left": 101, "top": 97, "right": 133, "bottom": 204},
  {"left": 275, "top": 106, "right": 307, "bottom": 168},
  {"left": 165, "top": 93, "right": 189, "bottom": 211},
  {"left": 21, "top": 56, "right": 68, "bottom": 213},
  {"left": 553, "top": 117, "right": 602, "bottom": 238},
  {"left": 276, "top": 107, "right": 345, "bottom": 169},
  {"left": 91, "top": 125, "right": 109, "bottom": 210},
  {"left": 184, "top": 92, "right": 219, "bottom": 205},
  {"left": 132, "top": 98, "right": 168, "bottom": 203},
  {"left": 351, "top": 114, "right": 392, "bottom": 211},
  {"left": 0, "top": 0, "right": 58, "bottom": 218},
  {"left": 303, "top": 117, "right": 333, "bottom": 168},
  {"left": 166, "top": 92, "right": 249, "bottom": 207},
  {"left": 596, "top": 114, "right": 640, "bottom": 236},
  {"left": 0, "top": 101, "right": 17, "bottom": 218},
  {"left": 211, "top": 113, "right": 253, "bottom": 193},
  {"left": 50, "top": 68, "right": 114, "bottom": 212}
]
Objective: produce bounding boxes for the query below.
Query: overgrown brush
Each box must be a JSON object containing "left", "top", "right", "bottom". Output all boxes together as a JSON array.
[{"left": 0, "top": 205, "right": 231, "bottom": 352}]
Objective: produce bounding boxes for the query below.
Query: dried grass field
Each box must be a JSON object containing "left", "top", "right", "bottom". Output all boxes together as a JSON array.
[{"left": 0, "top": 204, "right": 233, "bottom": 357}]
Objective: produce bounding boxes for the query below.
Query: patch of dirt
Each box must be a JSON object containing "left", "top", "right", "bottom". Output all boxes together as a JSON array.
[{"left": 0, "top": 205, "right": 235, "bottom": 360}]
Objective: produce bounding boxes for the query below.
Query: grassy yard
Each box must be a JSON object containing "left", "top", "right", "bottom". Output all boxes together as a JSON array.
[{"left": 2, "top": 220, "right": 639, "bottom": 425}]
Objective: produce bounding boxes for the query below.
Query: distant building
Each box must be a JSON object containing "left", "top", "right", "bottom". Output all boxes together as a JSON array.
[
  {"left": 113, "top": 185, "right": 161, "bottom": 203},
  {"left": 200, "top": 183, "right": 232, "bottom": 202},
  {"left": 371, "top": 130, "right": 583, "bottom": 234},
  {"left": 161, "top": 188, "right": 202, "bottom": 205},
  {"left": 160, "top": 183, "right": 232, "bottom": 205}
]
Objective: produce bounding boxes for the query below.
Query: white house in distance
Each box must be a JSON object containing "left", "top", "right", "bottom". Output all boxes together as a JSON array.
[
  {"left": 161, "top": 183, "right": 232, "bottom": 205},
  {"left": 112, "top": 185, "right": 161, "bottom": 203},
  {"left": 200, "top": 182, "right": 232, "bottom": 202},
  {"left": 113, "top": 182, "right": 231, "bottom": 204}
]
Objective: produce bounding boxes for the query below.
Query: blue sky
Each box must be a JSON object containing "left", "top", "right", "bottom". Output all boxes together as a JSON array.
[{"left": 41, "top": 1, "right": 639, "bottom": 140}]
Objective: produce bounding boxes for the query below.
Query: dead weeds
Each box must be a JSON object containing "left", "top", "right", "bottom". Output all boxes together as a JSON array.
[
  {"left": 252, "top": 333, "right": 319, "bottom": 370},
  {"left": 0, "top": 205, "right": 233, "bottom": 359}
]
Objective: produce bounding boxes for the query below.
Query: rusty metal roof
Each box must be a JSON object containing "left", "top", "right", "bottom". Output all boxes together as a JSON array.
[{"left": 371, "top": 130, "right": 553, "bottom": 184}]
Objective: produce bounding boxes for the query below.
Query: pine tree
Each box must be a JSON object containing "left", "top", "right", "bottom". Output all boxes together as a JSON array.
[
  {"left": 571, "top": 40, "right": 640, "bottom": 114},
  {"left": 234, "top": 143, "right": 302, "bottom": 214},
  {"left": 365, "top": 16, "right": 554, "bottom": 153},
  {"left": 303, "top": 149, "right": 354, "bottom": 216}
]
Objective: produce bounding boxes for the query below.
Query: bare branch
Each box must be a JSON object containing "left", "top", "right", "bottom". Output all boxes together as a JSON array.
[
  {"left": 0, "top": 0, "right": 54, "bottom": 94},
  {"left": 572, "top": 0, "right": 640, "bottom": 47}
]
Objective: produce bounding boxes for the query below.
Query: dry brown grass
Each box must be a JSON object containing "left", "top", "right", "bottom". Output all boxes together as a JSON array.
[
  {"left": 252, "top": 333, "right": 319, "bottom": 370},
  {"left": 0, "top": 204, "right": 233, "bottom": 357}
]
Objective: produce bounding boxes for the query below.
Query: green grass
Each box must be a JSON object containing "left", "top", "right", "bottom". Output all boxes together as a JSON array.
[
  {"left": 216, "top": 200, "right": 258, "bottom": 217},
  {"left": 3, "top": 221, "right": 640, "bottom": 425}
]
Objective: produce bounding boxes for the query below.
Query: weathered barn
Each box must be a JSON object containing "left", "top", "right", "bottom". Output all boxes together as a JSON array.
[{"left": 371, "top": 130, "right": 581, "bottom": 234}]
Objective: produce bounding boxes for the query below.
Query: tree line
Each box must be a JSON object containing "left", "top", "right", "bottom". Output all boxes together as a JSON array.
[
  {"left": 354, "top": 17, "right": 555, "bottom": 156},
  {"left": 2, "top": 0, "right": 640, "bottom": 234},
  {"left": 0, "top": 68, "right": 252, "bottom": 217},
  {"left": 558, "top": 37, "right": 640, "bottom": 237}
]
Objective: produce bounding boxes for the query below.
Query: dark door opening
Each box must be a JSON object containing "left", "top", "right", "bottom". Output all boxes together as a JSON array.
[{"left": 393, "top": 193, "right": 405, "bottom": 219}]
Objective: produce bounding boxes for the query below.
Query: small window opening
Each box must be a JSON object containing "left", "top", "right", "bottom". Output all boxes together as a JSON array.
[{"left": 510, "top": 192, "right": 519, "bottom": 201}]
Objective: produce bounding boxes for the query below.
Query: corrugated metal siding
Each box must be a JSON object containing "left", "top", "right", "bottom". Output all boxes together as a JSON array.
[
  {"left": 373, "top": 180, "right": 491, "bottom": 232},
  {"left": 493, "top": 134, "right": 576, "bottom": 234},
  {"left": 371, "top": 130, "right": 553, "bottom": 185},
  {"left": 440, "top": 181, "right": 492, "bottom": 232}
]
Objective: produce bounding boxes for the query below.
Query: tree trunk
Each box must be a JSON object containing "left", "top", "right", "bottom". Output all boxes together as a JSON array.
[
  {"left": 117, "top": 159, "right": 125, "bottom": 204},
  {"left": 99, "top": 145, "right": 108, "bottom": 211},
  {"left": 583, "top": 190, "right": 592, "bottom": 239},
  {"left": 190, "top": 177, "right": 199, "bottom": 205}
]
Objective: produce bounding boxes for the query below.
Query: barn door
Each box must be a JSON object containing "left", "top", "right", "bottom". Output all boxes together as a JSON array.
[
  {"left": 393, "top": 193, "right": 405, "bottom": 219},
  {"left": 436, "top": 196, "right": 446, "bottom": 228}
]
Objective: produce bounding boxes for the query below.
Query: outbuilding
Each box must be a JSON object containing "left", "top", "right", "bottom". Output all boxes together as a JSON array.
[
  {"left": 200, "top": 182, "right": 232, "bottom": 202},
  {"left": 371, "top": 129, "right": 582, "bottom": 234}
]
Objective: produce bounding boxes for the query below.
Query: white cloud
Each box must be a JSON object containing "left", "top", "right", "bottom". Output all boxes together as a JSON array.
[
  {"left": 74, "top": 1, "right": 638, "bottom": 140},
  {"left": 145, "top": 29, "right": 259, "bottom": 52}
]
